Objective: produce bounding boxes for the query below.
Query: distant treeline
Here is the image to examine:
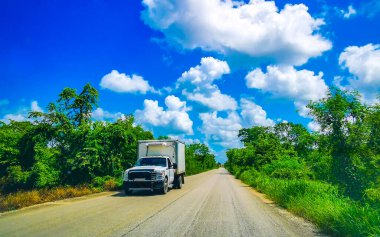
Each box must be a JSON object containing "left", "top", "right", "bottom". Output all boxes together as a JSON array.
[
  {"left": 0, "top": 84, "right": 217, "bottom": 193},
  {"left": 225, "top": 88, "right": 380, "bottom": 236}
]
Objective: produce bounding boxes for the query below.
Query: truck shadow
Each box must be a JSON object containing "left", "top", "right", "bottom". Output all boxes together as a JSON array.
[{"left": 111, "top": 190, "right": 167, "bottom": 197}]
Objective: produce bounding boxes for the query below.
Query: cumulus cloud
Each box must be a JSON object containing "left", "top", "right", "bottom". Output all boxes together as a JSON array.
[
  {"left": 1, "top": 114, "right": 27, "bottom": 123},
  {"left": 339, "top": 44, "right": 380, "bottom": 103},
  {"left": 31, "top": 101, "right": 43, "bottom": 112},
  {"left": 141, "top": 0, "right": 331, "bottom": 66},
  {"left": 1, "top": 101, "right": 43, "bottom": 123},
  {"left": 177, "top": 57, "right": 237, "bottom": 111},
  {"left": 100, "top": 70, "right": 155, "bottom": 94},
  {"left": 307, "top": 121, "right": 321, "bottom": 132},
  {"left": 135, "top": 95, "right": 193, "bottom": 134},
  {"left": 198, "top": 98, "right": 276, "bottom": 148},
  {"left": 199, "top": 111, "right": 242, "bottom": 148},
  {"left": 245, "top": 65, "right": 328, "bottom": 117},
  {"left": 341, "top": 5, "right": 356, "bottom": 19},
  {"left": 91, "top": 108, "right": 125, "bottom": 121},
  {"left": 166, "top": 134, "right": 201, "bottom": 145},
  {"left": 240, "top": 98, "right": 274, "bottom": 127}
]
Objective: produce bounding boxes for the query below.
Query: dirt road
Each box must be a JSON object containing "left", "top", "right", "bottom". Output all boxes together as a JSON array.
[{"left": 0, "top": 168, "right": 324, "bottom": 237}]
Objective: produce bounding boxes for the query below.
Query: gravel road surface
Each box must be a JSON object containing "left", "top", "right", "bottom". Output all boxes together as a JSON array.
[{"left": 0, "top": 168, "right": 324, "bottom": 237}]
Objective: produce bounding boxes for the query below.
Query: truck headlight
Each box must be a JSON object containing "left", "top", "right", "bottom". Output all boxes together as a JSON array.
[
  {"left": 123, "top": 171, "right": 129, "bottom": 181},
  {"left": 156, "top": 171, "right": 165, "bottom": 180}
]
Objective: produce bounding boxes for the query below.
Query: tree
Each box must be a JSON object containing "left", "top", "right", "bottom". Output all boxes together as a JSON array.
[
  {"left": 185, "top": 143, "right": 217, "bottom": 175},
  {"left": 274, "top": 122, "right": 314, "bottom": 159},
  {"left": 308, "top": 88, "right": 369, "bottom": 198}
]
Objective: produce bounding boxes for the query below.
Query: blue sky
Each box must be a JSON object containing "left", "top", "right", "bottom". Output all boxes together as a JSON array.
[{"left": 1, "top": 0, "right": 379, "bottom": 162}]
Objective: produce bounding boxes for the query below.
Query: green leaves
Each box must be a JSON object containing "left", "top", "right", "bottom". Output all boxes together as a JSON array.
[
  {"left": 0, "top": 84, "right": 154, "bottom": 192},
  {"left": 227, "top": 87, "right": 380, "bottom": 202},
  {"left": 185, "top": 143, "right": 217, "bottom": 175}
]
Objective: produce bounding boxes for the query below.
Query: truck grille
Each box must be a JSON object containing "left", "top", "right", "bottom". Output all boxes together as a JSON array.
[{"left": 128, "top": 170, "right": 155, "bottom": 181}]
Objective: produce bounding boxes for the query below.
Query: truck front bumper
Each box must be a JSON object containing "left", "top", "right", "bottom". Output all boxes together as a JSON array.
[{"left": 123, "top": 180, "right": 165, "bottom": 191}]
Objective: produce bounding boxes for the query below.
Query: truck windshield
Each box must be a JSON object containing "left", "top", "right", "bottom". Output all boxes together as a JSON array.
[{"left": 136, "top": 158, "right": 167, "bottom": 167}]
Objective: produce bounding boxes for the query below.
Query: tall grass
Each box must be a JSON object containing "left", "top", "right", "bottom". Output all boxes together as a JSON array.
[
  {"left": 0, "top": 186, "right": 95, "bottom": 212},
  {"left": 0, "top": 176, "right": 122, "bottom": 213},
  {"left": 239, "top": 170, "right": 380, "bottom": 237}
]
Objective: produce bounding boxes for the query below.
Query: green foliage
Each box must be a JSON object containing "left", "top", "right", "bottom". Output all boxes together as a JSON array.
[
  {"left": 3, "top": 166, "right": 31, "bottom": 191},
  {"left": 90, "top": 176, "right": 121, "bottom": 191},
  {"left": 308, "top": 88, "right": 376, "bottom": 198},
  {"left": 185, "top": 143, "right": 217, "bottom": 175},
  {"left": 262, "top": 158, "right": 311, "bottom": 180},
  {"left": 237, "top": 171, "right": 380, "bottom": 236},
  {"left": 226, "top": 87, "right": 380, "bottom": 236},
  {"left": 0, "top": 84, "right": 148, "bottom": 191}
]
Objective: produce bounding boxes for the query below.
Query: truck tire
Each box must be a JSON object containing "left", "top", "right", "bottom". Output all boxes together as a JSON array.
[
  {"left": 123, "top": 182, "right": 131, "bottom": 195},
  {"left": 160, "top": 177, "right": 168, "bottom": 194},
  {"left": 176, "top": 175, "right": 183, "bottom": 189},
  {"left": 124, "top": 188, "right": 131, "bottom": 195},
  {"left": 182, "top": 175, "right": 185, "bottom": 184}
]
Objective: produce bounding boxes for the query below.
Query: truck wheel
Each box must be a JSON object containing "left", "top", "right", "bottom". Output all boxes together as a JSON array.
[
  {"left": 123, "top": 182, "right": 131, "bottom": 195},
  {"left": 161, "top": 177, "right": 168, "bottom": 194},
  {"left": 182, "top": 175, "right": 185, "bottom": 184},
  {"left": 124, "top": 188, "right": 131, "bottom": 195},
  {"left": 177, "top": 175, "right": 183, "bottom": 189}
]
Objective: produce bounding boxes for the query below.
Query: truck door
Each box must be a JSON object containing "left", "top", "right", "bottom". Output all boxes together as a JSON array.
[{"left": 168, "top": 158, "right": 175, "bottom": 184}]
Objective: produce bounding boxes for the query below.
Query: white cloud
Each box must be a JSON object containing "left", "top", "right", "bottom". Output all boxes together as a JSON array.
[
  {"left": 339, "top": 44, "right": 380, "bottom": 103},
  {"left": 31, "top": 101, "right": 43, "bottom": 112},
  {"left": 177, "top": 57, "right": 237, "bottom": 111},
  {"left": 1, "top": 101, "right": 43, "bottom": 123},
  {"left": 184, "top": 90, "right": 237, "bottom": 111},
  {"left": 135, "top": 95, "right": 193, "bottom": 134},
  {"left": 245, "top": 65, "right": 328, "bottom": 117},
  {"left": 198, "top": 98, "right": 276, "bottom": 148},
  {"left": 100, "top": 70, "right": 155, "bottom": 94},
  {"left": 91, "top": 108, "right": 125, "bottom": 121},
  {"left": 178, "top": 57, "right": 230, "bottom": 85},
  {"left": 341, "top": 5, "right": 356, "bottom": 19},
  {"left": 240, "top": 98, "right": 274, "bottom": 127},
  {"left": 166, "top": 134, "right": 201, "bottom": 144},
  {"left": 165, "top": 95, "right": 186, "bottom": 111},
  {"left": 142, "top": 0, "right": 331, "bottom": 66},
  {"left": 1, "top": 114, "right": 27, "bottom": 123},
  {"left": 199, "top": 111, "right": 242, "bottom": 148},
  {"left": 307, "top": 121, "right": 321, "bottom": 132}
]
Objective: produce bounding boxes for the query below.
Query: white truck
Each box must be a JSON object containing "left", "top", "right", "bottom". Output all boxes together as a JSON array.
[{"left": 122, "top": 140, "right": 185, "bottom": 195}]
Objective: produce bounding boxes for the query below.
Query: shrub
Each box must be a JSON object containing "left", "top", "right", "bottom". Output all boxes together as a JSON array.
[
  {"left": 262, "top": 158, "right": 311, "bottom": 180},
  {"left": 2, "top": 166, "right": 31, "bottom": 192},
  {"left": 30, "top": 162, "right": 59, "bottom": 188},
  {"left": 91, "top": 176, "right": 121, "bottom": 191}
]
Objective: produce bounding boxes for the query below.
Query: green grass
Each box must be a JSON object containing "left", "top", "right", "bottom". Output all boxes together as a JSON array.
[{"left": 238, "top": 169, "right": 380, "bottom": 237}]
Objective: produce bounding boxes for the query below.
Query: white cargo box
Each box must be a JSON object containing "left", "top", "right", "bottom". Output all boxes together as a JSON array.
[{"left": 138, "top": 140, "right": 186, "bottom": 174}]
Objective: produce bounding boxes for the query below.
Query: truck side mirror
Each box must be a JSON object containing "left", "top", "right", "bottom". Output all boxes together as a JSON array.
[{"left": 173, "top": 163, "right": 178, "bottom": 169}]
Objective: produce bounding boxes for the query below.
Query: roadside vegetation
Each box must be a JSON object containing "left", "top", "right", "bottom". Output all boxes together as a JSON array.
[
  {"left": 225, "top": 88, "right": 380, "bottom": 236},
  {"left": 0, "top": 84, "right": 217, "bottom": 212}
]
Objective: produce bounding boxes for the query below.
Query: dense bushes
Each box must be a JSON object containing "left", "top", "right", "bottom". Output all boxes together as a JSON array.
[
  {"left": 185, "top": 143, "right": 218, "bottom": 175},
  {"left": 225, "top": 88, "right": 380, "bottom": 236}
]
